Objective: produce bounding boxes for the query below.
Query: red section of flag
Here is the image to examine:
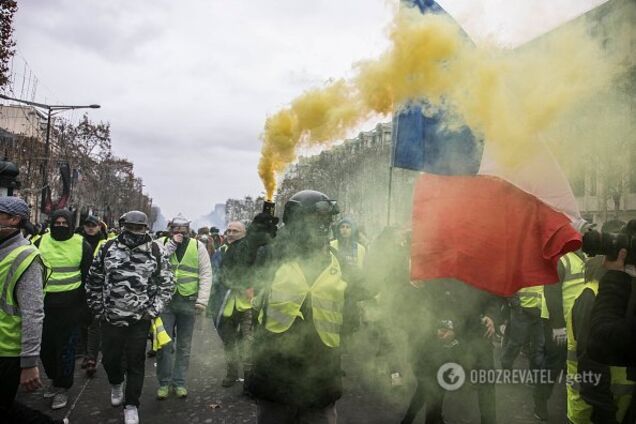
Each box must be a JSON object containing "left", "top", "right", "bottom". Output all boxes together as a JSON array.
[{"left": 410, "top": 173, "right": 582, "bottom": 296}]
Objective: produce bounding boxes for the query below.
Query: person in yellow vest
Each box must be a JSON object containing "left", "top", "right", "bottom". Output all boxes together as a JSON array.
[
  {"left": 330, "top": 218, "right": 366, "bottom": 270},
  {"left": 247, "top": 190, "right": 368, "bottom": 424},
  {"left": 33, "top": 209, "right": 93, "bottom": 411},
  {"left": 501, "top": 285, "right": 545, "bottom": 372},
  {"left": 78, "top": 215, "right": 107, "bottom": 377},
  {"left": 156, "top": 215, "right": 212, "bottom": 399},
  {"left": 536, "top": 250, "right": 587, "bottom": 421},
  {"left": 565, "top": 248, "right": 634, "bottom": 424},
  {"left": 214, "top": 220, "right": 253, "bottom": 388},
  {"left": 0, "top": 197, "right": 67, "bottom": 424}
]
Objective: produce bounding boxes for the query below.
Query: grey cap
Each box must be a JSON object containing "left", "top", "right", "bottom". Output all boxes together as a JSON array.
[
  {"left": 121, "top": 210, "right": 149, "bottom": 226},
  {"left": 0, "top": 196, "right": 30, "bottom": 219}
]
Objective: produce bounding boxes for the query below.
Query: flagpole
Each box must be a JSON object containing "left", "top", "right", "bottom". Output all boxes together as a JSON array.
[{"left": 387, "top": 113, "right": 399, "bottom": 226}]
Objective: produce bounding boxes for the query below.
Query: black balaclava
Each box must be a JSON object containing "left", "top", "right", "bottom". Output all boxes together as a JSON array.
[
  {"left": 50, "top": 209, "right": 75, "bottom": 241},
  {"left": 120, "top": 229, "right": 150, "bottom": 248}
]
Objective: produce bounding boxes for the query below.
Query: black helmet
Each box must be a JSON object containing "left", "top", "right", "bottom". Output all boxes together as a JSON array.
[
  {"left": 121, "top": 210, "right": 149, "bottom": 227},
  {"left": 282, "top": 190, "right": 339, "bottom": 225}
]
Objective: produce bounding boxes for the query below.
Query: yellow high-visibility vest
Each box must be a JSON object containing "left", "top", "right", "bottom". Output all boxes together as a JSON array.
[
  {"left": 566, "top": 281, "right": 634, "bottom": 423},
  {"left": 0, "top": 244, "right": 42, "bottom": 356},
  {"left": 163, "top": 237, "right": 199, "bottom": 297},
  {"left": 518, "top": 285, "right": 544, "bottom": 309},
  {"left": 38, "top": 233, "right": 83, "bottom": 293},
  {"left": 260, "top": 253, "right": 347, "bottom": 348},
  {"left": 540, "top": 252, "right": 586, "bottom": 321},
  {"left": 330, "top": 239, "right": 366, "bottom": 270}
]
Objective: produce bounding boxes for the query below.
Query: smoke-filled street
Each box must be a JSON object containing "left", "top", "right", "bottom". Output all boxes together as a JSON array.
[
  {"left": 15, "top": 318, "right": 566, "bottom": 423},
  {"left": 1, "top": 1, "right": 635, "bottom": 424}
]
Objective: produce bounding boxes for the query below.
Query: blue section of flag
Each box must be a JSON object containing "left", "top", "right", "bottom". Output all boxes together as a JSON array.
[
  {"left": 392, "top": 0, "right": 481, "bottom": 174},
  {"left": 409, "top": 0, "right": 444, "bottom": 14},
  {"left": 392, "top": 105, "right": 481, "bottom": 174}
]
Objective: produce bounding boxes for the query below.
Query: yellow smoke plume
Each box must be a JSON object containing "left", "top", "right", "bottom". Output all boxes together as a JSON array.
[{"left": 259, "top": 4, "right": 631, "bottom": 199}]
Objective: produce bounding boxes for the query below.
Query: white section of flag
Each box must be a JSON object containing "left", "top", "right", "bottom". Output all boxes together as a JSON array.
[
  {"left": 435, "top": 0, "right": 610, "bottom": 48},
  {"left": 478, "top": 140, "right": 583, "bottom": 225}
]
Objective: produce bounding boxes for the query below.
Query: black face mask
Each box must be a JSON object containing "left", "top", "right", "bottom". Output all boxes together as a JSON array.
[
  {"left": 121, "top": 230, "right": 148, "bottom": 248},
  {"left": 51, "top": 226, "right": 72, "bottom": 241}
]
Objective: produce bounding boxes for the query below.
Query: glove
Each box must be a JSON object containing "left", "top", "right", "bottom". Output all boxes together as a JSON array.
[
  {"left": 552, "top": 327, "right": 567, "bottom": 346},
  {"left": 250, "top": 213, "right": 279, "bottom": 240}
]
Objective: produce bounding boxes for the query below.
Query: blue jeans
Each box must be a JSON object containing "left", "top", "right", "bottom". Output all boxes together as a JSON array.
[{"left": 156, "top": 294, "right": 197, "bottom": 387}]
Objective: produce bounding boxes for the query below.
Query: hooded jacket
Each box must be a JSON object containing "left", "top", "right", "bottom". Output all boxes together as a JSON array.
[{"left": 85, "top": 233, "right": 175, "bottom": 327}]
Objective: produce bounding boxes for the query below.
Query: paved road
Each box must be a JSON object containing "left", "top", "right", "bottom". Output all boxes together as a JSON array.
[{"left": 18, "top": 318, "right": 565, "bottom": 423}]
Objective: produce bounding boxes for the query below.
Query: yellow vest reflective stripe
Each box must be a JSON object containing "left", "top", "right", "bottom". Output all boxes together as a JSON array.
[
  {"left": 0, "top": 244, "right": 42, "bottom": 356},
  {"left": 262, "top": 253, "right": 347, "bottom": 348},
  {"left": 39, "top": 234, "right": 83, "bottom": 293},
  {"left": 166, "top": 238, "right": 199, "bottom": 297},
  {"left": 330, "top": 239, "right": 366, "bottom": 270},
  {"left": 540, "top": 253, "right": 586, "bottom": 320},
  {"left": 565, "top": 281, "right": 634, "bottom": 423},
  {"left": 561, "top": 252, "right": 586, "bottom": 323},
  {"left": 518, "top": 285, "right": 544, "bottom": 309}
]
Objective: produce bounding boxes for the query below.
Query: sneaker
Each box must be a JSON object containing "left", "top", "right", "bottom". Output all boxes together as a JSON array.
[
  {"left": 51, "top": 390, "right": 68, "bottom": 410},
  {"left": 111, "top": 383, "right": 124, "bottom": 407},
  {"left": 175, "top": 386, "right": 188, "bottom": 398},
  {"left": 124, "top": 405, "right": 139, "bottom": 424},
  {"left": 43, "top": 384, "right": 57, "bottom": 399},
  {"left": 156, "top": 385, "right": 170, "bottom": 400}
]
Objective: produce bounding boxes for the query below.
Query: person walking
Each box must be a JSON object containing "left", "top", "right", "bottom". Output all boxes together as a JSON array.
[
  {"left": 86, "top": 210, "right": 174, "bottom": 424},
  {"left": 156, "top": 215, "right": 212, "bottom": 399},
  {"left": 34, "top": 209, "right": 93, "bottom": 410},
  {"left": 0, "top": 197, "right": 67, "bottom": 424}
]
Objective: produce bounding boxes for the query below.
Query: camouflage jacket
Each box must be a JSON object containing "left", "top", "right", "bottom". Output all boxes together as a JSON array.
[{"left": 86, "top": 235, "right": 175, "bottom": 327}]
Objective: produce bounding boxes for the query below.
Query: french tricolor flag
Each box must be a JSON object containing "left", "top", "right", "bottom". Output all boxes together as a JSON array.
[{"left": 396, "top": 0, "right": 606, "bottom": 296}]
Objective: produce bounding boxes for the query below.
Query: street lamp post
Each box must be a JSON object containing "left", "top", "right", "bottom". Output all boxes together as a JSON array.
[{"left": 0, "top": 93, "right": 100, "bottom": 215}]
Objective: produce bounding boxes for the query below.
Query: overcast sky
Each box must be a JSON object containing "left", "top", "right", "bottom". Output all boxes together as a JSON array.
[{"left": 12, "top": 0, "right": 606, "bottom": 220}]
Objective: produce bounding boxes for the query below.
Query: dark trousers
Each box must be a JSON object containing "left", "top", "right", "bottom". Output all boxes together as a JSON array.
[
  {"left": 41, "top": 307, "right": 79, "bottom": 389},
  {"left": 101, "top": 319, "right": 151, "bottom": 407},
  {"left": 534, "top": 320, "right": 567, "bottom": 404},
  {"left": 0, "top": 357, "right": 59, "bottom": 424},
  {"left": 218, "top": 309, "right": 254, "bottom": 375},
  {"left": 79, "top": 307, "right": 101, "bottom": 360},
  {"left": 402, "top": 336, "right": 497, "bottom": 424},
  {"left": 501, "top": 306, "right": 544, "bottom": 370}
]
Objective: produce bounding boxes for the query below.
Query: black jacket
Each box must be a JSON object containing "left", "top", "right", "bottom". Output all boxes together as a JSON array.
[
  {"left": 588, "top": 270, "right": 636, "bottom": 380},
  {"left": 248, "top": 229, "right": 369, "bottom": 408}
]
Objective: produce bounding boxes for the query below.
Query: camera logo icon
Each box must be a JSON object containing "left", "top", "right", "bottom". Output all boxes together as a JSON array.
[{"left": 437, "top": 362, "right": 466, "bottom": 391}]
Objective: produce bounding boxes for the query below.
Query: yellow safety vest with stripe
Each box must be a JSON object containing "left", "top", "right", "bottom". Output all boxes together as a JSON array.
[
  {"left": 330, "top": 239, "right": 366, "bottom": 270},
  {"left": 38, "top": 233, "right": 84, "bottom": 294},
  {"left": 0, "top": 244, "right": 43, "bottom": 356},
  {"left": 566, "top": 281, "right": 634, "bottom": 423},
  {"left": 260, "top": 253, "right": 347, "bottom": 348},
  {"left": 162, "top": 237, "right": 199, "bottom": 297},
  {"left": 518, "top": 285, "right": 544, "bottom": 309},
  {"left": 540, "top": 252, "right": 586, "bottom": 321}
]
